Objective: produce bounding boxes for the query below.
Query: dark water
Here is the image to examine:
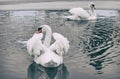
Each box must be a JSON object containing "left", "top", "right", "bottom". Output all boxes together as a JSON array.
[{"left": 0, "top": 10, "right": 120, "bottom": 79}]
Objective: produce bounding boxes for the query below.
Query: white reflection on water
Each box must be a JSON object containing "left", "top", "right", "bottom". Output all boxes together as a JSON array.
[{"left": 0, "top": 10, "right": 120, "bottom": 79}]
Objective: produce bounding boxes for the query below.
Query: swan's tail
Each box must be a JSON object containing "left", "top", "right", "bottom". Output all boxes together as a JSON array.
[{"left": 44, "top": 60, "right": 58, "bottom": 67}]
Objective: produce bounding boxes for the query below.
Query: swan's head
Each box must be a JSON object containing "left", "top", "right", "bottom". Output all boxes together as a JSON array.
[
  {"left": 38, "top": 25, "right": 52, "bottom": 33},
  {"left": 37, "top": 27, "right": 42, "bottom": 33},
  {"left": 89, "top": 2, "right": 96, "bottom": 9}
]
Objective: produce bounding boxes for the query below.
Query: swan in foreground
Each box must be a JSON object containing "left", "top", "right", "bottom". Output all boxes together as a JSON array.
[
  {"left": 65, "top": 2, "right": 96, "bottom": 20},
  {"left": 27, "top": 25, "right": 70, "bottom": 67}
]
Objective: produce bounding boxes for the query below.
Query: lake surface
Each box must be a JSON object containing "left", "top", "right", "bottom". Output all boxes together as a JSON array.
[{"left": 0, "top": 9, "right": 120, "bottom": 79}]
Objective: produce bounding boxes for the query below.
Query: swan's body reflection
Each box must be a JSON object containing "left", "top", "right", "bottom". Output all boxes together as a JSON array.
[{"left": 27, "top": 62, "right": 69, "bottom": 79}]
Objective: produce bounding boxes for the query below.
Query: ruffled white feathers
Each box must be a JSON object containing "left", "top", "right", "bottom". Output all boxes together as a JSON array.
[{"left": 27, "top": 25, "right": 70, "bottom": 67}]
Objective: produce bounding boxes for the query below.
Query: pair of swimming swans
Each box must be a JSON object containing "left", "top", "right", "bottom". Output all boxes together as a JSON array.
[
  {"left": 27, "top": 25, "right": 70, "bottom": 67},
  {"left": 65, "top": 2, "right": 97, "bottom": 20},
  {"left": 26, "top": 2, "right": 96, "bottom": 68}
]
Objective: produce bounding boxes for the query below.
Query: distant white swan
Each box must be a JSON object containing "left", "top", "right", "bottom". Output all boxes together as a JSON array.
[
  {"left": 27, "top": 25, "right": 70, "bottom": 67},
  {"left": 65, "top": 2, "right": 96, "bottom": 20}
]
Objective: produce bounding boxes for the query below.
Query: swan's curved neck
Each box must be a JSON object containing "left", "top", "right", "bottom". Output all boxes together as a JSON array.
[
  {"left": 90, "top": 7, "right": 96, "bottom": 17},
  {"left": 44, "top": 27, "right": 52, "bottom": 47}
]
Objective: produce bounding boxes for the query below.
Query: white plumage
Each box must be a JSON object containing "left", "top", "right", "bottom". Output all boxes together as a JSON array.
[
  {"left": 27, "top": 25, "right": 70, "bottom": 67},
  {"left": 65, "top": 2, "right": 97, "bottom": 20}
]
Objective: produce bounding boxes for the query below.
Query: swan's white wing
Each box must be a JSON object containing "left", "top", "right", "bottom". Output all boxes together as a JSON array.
[
  {"left": 27, "top": 33, "right": 44, "bottom": 57},
  {"left": 69, "top": 8, "right": 90, "bottom": 18},
  {"left": 64, "top": 15, "right": 81, "bottom": 20},
  {"left": 49, "top": 33, "right": 70, "bottom": 56}
]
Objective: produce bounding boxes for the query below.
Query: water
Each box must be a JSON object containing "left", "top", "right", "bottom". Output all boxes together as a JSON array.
[{"left": 0, "top": 9, "right": 120, "bottom": 79}]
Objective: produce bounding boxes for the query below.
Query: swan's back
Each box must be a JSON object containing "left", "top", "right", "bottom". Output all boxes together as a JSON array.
[
  {"left": 35, "top": 32, "right": 70, "bottom": 67},
  {"left": 69, "top": 8, "right": 90, "bottom": 19}
]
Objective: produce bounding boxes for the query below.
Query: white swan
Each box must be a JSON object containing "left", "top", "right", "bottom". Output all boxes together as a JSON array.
[
  {"left": 66, "top": 2, "right": 96, "bottom": 20},
  {"left": 27, "top": 25, "right": 70, "bottom": 67}
]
